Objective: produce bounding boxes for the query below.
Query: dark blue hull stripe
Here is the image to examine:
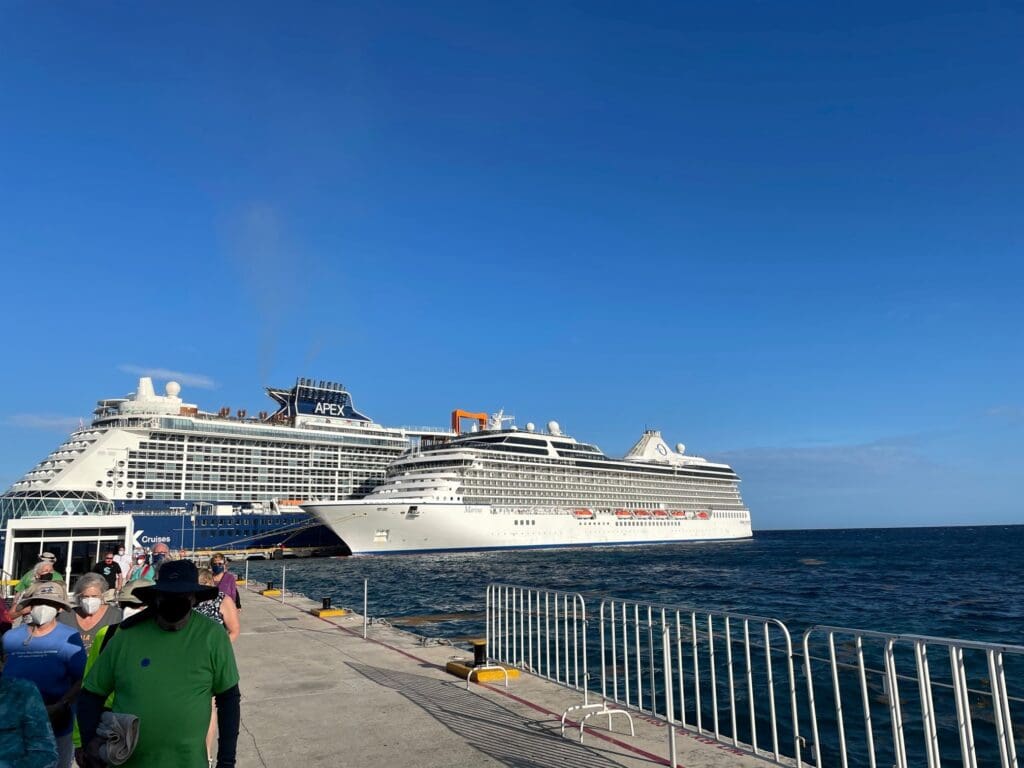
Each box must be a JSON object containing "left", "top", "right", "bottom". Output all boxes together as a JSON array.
[{"left": 348, "top": 535, "right": 752, "bottom": 556}]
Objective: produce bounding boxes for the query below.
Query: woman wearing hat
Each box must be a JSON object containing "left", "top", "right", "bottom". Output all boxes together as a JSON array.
[
  {"left": 59, "top": 573, "right": 123, "bottom": 653},
  {"left": 1, "top": 582, "right": 87, "bottom": 768}
]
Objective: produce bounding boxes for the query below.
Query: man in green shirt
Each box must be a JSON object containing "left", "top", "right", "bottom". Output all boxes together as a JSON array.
[{"left": 78, "top": 560, "right": 241, "bottom": 768}]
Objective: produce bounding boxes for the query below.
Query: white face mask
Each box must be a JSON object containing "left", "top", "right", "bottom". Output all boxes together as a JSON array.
[
  {"left": 80, "top": 597, "right": 103, "bottom": 615},
  {"left": 30, "top": 605, "right": 58, "bottom": 626},
  {"left": 121, "top": 606, "right": 142, "bottom": 619}
]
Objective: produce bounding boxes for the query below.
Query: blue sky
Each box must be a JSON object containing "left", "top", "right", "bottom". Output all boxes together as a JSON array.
[{"left": 1, "top": 2, "right": 1021, "bottom": 530}]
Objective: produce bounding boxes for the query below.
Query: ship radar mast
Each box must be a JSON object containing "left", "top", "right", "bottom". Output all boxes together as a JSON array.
[{"left": 488, "top": 410, "right": 514, "bottom": 431}]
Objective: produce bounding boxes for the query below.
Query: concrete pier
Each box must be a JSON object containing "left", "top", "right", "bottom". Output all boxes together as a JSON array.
[{"left": 235, "top": 589, "right": 777, "bottom": 767}]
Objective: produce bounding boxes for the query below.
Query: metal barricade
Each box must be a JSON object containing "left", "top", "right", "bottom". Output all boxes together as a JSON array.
[
  {"left": 598, "top": 598, "right": 803, "bottom": 765},
  {"left": 485, "top": 583, "right": 588, "bottom": 689},
  {"left": 803, "top": 626, "right": 1024, "bottom": 768}
]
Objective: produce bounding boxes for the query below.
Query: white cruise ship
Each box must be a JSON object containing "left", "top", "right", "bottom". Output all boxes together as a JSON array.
[
  {"left": 0, "top": 376, "right": 450, "bottom": 554},
  {"left": 304, "top": 410, "right": 752, "bottom": 554}
]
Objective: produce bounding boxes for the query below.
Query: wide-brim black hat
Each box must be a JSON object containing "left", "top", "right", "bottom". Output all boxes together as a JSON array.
[{"left": 134, "top": 559, "right": 218, "bottom": 602}]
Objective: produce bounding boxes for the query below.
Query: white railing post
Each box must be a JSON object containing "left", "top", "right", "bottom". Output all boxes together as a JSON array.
[
  {"left": 663, "top": 622, "right": 678, "bottom": 768},
  {"left": 363, "top": 578, "right": 368, "bottom": 639},
  {"left": 280, "top": 565, "right": 286, "bottom": 604}
]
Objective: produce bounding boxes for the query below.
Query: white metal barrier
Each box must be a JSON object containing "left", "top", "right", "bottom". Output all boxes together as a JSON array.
[
  {"left": 599, "top": 598, "right": 803, "bottom": 765},
  {"left": 803, "top": 626, "right": 1024, "bottom": 768},
  {"left": 483, "top": 584, "right": 634, "bottom": 740},
  {"left": 485, "top": 583, "right": 588, "bottom": 689}
]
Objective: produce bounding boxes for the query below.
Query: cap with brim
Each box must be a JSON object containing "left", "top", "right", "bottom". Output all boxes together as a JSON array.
[
  {"left": 134, "top": 560, "right": 218, "bottom": 603},
  {"left": 21, "top": 581, "right": 71, "bottom": 609},
  {"left": 39, "top": 551, "right": 57, "bottom": 562}
]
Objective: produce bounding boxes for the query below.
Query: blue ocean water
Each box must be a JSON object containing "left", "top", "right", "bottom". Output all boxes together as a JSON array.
[{"left": 246, "top": 525, "right": 1024, "bottom": 644}]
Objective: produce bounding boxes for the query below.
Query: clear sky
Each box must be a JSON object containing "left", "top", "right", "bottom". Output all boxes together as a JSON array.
[{"left": 1, "top": 3, "right": 1021, "bottom": 530}]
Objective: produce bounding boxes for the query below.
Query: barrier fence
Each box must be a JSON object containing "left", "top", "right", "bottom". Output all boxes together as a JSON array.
[
  {"left": 803, "top": 626, "right": 1023, "bottom": 768},
  {"left": 483, "top": 583, "right": 1023, "bottom": 768},
  {"left": 599, "top": 598, "right": 802, "bottom": 764}
]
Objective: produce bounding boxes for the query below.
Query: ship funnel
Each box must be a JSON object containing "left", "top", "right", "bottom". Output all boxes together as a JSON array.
[{"left": 136, "top": 377, "right": 156, "bottom": 400}]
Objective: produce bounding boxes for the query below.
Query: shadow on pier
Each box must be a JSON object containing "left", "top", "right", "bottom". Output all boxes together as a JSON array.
[{"left": 346, "top": 661, "right": 636, "bottom": 768}]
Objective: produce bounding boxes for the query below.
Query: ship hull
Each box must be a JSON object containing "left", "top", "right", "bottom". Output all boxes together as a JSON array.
[{"left": 304, "top": 501, "right": 752, "bottom": 555}]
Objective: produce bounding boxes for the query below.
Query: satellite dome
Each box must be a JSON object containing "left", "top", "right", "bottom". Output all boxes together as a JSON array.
[
  {"left": 547, "top": 420, "right": 561, "bottom": 436},
  {"left": 525, "top": 422, "right": 536, "bottom": 432},
  {"left": 165, "top": 381, "right": 182, "bottom": 398},
  {"left": 676, "top": 443, "right": 686, "bottom": 455}
]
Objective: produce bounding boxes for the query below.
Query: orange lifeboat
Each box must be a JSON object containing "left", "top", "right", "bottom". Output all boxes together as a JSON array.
[
  {"left": 652, "top": 510, "right": 668, "bottom": 518},
  {"left": 572, "top": 508, "right": 594, "bottom": 519},
  {"left": 669, "top": 510, "right": 686, "bottom": 518},
  {"left": 614, "top": 509, "right": 632, "bottom": 517},
  {"left": 633, "top": 509, "right": 651, "bottom": 518},
  {"left": 697, "top": 511, "right": 710, "bottom": 520}
]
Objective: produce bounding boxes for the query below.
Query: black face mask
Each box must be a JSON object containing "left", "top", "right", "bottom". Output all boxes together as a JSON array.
[
  {"left": 38, "top": 573, "right": 54, "bottom": 582},
  {"left": 155, "top": 595, "right": 193, "bottom": 624}
]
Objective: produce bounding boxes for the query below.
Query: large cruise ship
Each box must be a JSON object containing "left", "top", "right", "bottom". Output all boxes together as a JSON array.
[
  {"left": 303, "top": 410, "right": 752, "bottom": 554},
  {"left": 0, "top": 376, "right": 450, "bottom": 559}
]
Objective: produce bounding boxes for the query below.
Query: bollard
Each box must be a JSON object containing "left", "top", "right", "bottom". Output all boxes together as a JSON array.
[
  {"left": 311, "top": 595, "right": 346, "bottom": 618},
  {"left": 471, "top": 639, "right": 487, "bottom": 667},
  {"left": 311, "top": 595, "right": 345, "bottom": 618},
  {"left": 261, "top": 580, "right": 281, "bottom": 597}
]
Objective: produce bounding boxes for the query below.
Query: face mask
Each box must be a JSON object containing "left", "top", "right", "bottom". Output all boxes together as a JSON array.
[
  {"left": 80, "top": 597, "right": 102, "bottom": 615},
  {"left": 211, "top": 564, "right": 225, "bottom": 575},
  {"left": 152, "top": 554, "right": 166, "bottom": 566},
  {"left": 118, "top": 549, "right": 125, "bottom": 555},
  {"left": 38, "top": 572, "right": 54, "bottom": 582},
  {"left": 30, "top": 605, "right": 58, "bottom": 626},
  {"left": 136, "top": 558, "right": 146, "bottom": 566},
  {"left": 121, "top": 606, "right": 142, "bottom": 619},
  {"left": 155, "top": 595, "right": 192, "bottom": 624}
]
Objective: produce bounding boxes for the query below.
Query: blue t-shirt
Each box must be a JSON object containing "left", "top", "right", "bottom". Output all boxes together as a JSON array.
[{"left": 2, "top": 622, "right": 87, "bottom": 736}]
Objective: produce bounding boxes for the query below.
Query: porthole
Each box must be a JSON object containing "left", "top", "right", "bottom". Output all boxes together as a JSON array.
[
  {"left": 95, "top": 480, "right": 103, "bottom": 487},
  {"left": 126, "top": 492, "right": 133, "bottom": 498},
  {"left": 106, "top": 481, "right": 113, "bottom": 487}
]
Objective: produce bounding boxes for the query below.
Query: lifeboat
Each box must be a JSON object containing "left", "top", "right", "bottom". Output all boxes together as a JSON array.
[
  {"left": 572, "top": 508, "right": 594, "bottom": 519},
  {"left": 669, "top": 510, "right": 686, "bottom": 518},
  {"left": 697, "top": 511, "right": 710, "bottom": 520},
  {"left": 614, "top": 509, "right": 632, "bottom": 517},
  {"left": 652, "top": 510, "right": 669, "bottom": 518},
  {"left": 633, "top": 509, "right": 651, "bottom": 518}
]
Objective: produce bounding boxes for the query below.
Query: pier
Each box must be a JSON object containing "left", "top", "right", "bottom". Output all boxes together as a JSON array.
[{"left": 235, "top": 589, "right": 773, "bottom": 767}]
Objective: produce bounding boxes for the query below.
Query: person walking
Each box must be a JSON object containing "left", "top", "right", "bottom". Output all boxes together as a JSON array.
[
  {"left": 77, "top": 560, "right": 241, "bottom": 768},
  {"left": 59, "top": 573, "right": 123, "bottom": 653},
  {"left": 113, "top": 545, "right": 133, "bottom": 581},
  {"left": 1, "top": 582, "right": 87, "bottom": 768},
  {"left": 0, "top": 672, "right": 59, "bottom": 768},
  {"left": 127, "top": 552, "right": 156, "bottom": 582},
  {"left": 208, "top": 553, "right": 241, "bottom": 612},
  {"left": 13, "top": 551, "right": 64, "bottom": 593},
  {"left": 90, "top": 551, "right": 122, "bottom": 591}
]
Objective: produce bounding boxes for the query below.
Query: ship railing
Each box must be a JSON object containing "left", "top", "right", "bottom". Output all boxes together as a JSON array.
[
  {"left": 597, "top": 598, "right": 802, "bottom": 767},
  {"left": 802, "top": 625, "right": 1024, "bottom": 768}
]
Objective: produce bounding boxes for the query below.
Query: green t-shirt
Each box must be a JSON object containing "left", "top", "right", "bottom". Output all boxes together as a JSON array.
[
  {"left": 83, "top": 613, "right": 239, "bottom": 768},
  {"left": 15, "top": 570, "right": 65, "bottom": 592}
]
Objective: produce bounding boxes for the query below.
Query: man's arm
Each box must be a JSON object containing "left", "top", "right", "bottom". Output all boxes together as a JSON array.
[{"left": 214, "top": 684, "right": 241, "bottom": 768}]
